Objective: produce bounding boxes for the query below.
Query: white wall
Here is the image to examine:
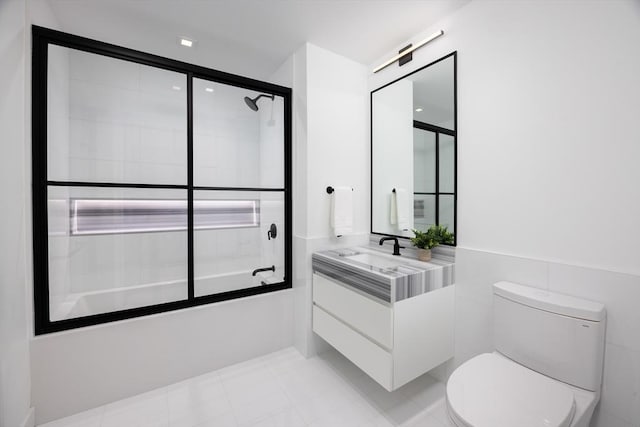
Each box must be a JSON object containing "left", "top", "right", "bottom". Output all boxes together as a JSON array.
[
  {"left": 284, "top": 43, "right": 370, "bottom": 357},
  {"left": 0, "top": 0, "right": 33, "bottom": 426},
  {"left": 370, "top": 0, "right": 640, "bottom": 276},
  {"left": 369, "top": 1, "right": 640, "bottom": 426},
  {"left": 305, "top": 44, "right": 370, "bottom": 239}
]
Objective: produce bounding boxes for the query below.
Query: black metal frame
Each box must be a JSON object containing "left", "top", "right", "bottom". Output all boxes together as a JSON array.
[
  {"left": 32, "top": 26, "right": 293, "bottom": 335},
  {"left": 412, "top": 120, "right": 456, "bottom": 227},
  {"left": 370, "top": 51, "right": 457, "bottom": 245}
]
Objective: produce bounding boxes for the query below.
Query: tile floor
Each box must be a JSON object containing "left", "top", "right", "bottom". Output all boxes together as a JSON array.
[{"left": 40, "top": 347, "right": 455, "bottom": 427}]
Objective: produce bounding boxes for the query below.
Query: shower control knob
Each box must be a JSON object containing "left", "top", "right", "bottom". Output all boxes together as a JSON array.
[{"left": 267, "top": 223, "right": 277, "bottom": 240}]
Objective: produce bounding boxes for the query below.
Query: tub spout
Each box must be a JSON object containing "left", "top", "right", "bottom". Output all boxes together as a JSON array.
[{"left": 252, "top": 265, "right": 275, "bottom": 276}]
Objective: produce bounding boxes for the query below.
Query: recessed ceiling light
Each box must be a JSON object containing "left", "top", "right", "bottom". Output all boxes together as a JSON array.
[
  {"left": 415, "top": 107, "right": 423, "bottom": 112},
  {"left": 172, "top": 85, "right": 181, "bottom": 91},
  {"left": 205, "top": 87, "right": 214, "bottom": 93},
  {"left": 179, "top": 38, "right": 194, "bottom": 48}
]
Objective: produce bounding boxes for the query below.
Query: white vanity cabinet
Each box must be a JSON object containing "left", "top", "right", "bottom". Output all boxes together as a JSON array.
[{"left": 312, "top": 272, "right": 455, "bottom": 391}]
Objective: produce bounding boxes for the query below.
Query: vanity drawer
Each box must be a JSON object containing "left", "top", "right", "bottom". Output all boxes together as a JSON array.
[
  {"left": 313, "top": 305, "right": 393, "bottom": 390},
  {"left": 312, "top": 273, "right": 392, "bottom": 349}
]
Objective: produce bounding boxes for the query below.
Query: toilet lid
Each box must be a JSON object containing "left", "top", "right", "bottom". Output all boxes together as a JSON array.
[{"left": 446, "top": 353, "right": 576, "bottom": 427}]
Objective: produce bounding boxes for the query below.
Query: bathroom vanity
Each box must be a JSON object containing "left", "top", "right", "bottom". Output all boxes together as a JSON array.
[{"left": 311, "top": 246, "right": 455, "bottom": 391}]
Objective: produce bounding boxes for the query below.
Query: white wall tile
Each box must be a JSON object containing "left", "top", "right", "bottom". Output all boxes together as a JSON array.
[
  {"left": 0, "top": 1, "right": 32, "bottom": 426},
  {"left": 548, "top": 263, "right": 640, "bottom": 352},
  {"left": 452, "top": 293, "right": 494, "bottom": 368},
  {"left": 456, "top": 248, "right": 548, "bottom": 303},
  {"left": 599, "top": 343, "right": 640, "bottom": 425},
  {"left": 453, "top": 248, "right": 549, "bottom": 368},
  {"left": 590, "top": 405, "right": 635, "bottom": 427}
]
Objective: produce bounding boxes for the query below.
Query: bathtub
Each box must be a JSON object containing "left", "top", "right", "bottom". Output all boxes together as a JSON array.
[{"left": 51, "top": 269, "right": 281, "bottom": 321}]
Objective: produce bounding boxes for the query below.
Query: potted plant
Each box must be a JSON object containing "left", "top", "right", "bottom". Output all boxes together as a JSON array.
[{"left": 410, "top": 225, "right": 454, "bottom": 261}]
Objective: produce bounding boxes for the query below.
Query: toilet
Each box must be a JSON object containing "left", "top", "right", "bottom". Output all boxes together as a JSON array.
[{"left": 446, "top": 281, "right": 606, "bottom": 427}]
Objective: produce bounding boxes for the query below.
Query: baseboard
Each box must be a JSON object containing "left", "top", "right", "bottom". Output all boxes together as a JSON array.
[{"left": 20, "top": 407, "right": 35, "bottom": 427}]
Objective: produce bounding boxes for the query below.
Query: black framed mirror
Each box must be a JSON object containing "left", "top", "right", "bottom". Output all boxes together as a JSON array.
[{"left": 371, "top": 51, "right": 457, "bottom": 245}]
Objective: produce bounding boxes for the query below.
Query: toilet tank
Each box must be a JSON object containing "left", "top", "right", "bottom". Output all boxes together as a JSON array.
[{"left": 493, "top": 281, "right": 606, "bottom": 392}]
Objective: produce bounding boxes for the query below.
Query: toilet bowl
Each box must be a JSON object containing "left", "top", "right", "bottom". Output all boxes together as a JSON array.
[
  {"left": 446, "top": 352, "right": 598, "bottom": 427},
  {"left": 446, "top": 281, "right": 606, "bottom": 427}
]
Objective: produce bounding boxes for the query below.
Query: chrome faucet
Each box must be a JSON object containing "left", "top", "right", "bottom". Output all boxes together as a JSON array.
[{"left": 379, "top": 236, "right": 404, "bottom": 256}]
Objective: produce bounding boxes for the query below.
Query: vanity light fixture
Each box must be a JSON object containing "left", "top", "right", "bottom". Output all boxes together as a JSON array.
[
  {"left": 179, "top": 37, "right": 194, "bottom": 47},
  {"left": 373, "top": 30, "right": 444, "bottom": 73}
]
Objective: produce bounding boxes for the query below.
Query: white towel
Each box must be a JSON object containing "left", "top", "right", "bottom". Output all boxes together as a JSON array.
[
  {"left": 390, "top": 188, "right": 411, "bottom": 231},
  {"left": 330, "top": 186, "right": 353, "bottom": 237},
  {"left": 390, "top": 192, "right": 397, "bottom": 225}
]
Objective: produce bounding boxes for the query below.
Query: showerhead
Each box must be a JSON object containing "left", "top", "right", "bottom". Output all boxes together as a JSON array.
[
  {"left": 244, "top": 96, "right": 259, "bottom": 111},
  {"left": 244, "top": 93, "right": 274, "bottom": 111}
]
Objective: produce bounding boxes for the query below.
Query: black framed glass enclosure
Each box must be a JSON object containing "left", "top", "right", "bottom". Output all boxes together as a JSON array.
[{"left": 32, "top": 26, "right": 292, "bottom": 334}]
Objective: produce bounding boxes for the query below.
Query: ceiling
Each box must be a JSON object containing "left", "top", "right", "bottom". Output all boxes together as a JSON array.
[{"left": 45, "top": 0, "right": 471, "bottom": 80}]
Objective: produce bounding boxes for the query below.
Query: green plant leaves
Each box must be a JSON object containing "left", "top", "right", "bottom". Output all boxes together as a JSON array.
[{"left": 410, "top": 225, "right": 454, "bottom": 249}]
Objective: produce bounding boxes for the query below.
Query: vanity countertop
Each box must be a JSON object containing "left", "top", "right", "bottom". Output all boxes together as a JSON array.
[{"left": 311, "top": 244, "right": 455, "bottom": 304}]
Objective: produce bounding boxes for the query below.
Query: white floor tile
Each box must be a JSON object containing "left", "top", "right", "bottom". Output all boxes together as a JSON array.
[
  {"left": 169, "top": 400, "right": 234, "bottom": 427},
  {"left": 307, "top": 401, "right": 374, "bottom": 427},
  {"left": 168, "top": 373, "right": 227, "bottom": 414},
  {"left": 101, "top": 387, "right": 169, "bottom": 427},
  {"left": 421, "top": 399, "right": 451, "bottom": 426},
  {"left": 241, "top": 407, "right": 306, "bottom": 427},
  {"left": 38, "top": 347, "right": 449, "bottom": 427},
  {"left": 217, "top": 357, "right": 270, "bottom": 381},
  {"left": 191, "top": 412, "right": 238, "bottom": 427},
  {"left": 399, "top": 375, "right": 446, "bottom": 410},
  {"left": 224, "top": 374, "right": 285, "bottom": 405},
  {"left": 38, "top": 407, "right": 104, "bottom": 427},
  {"left": 356, "top": 414, "right": 396, "bottom": 427},
  {"left": 398, "top": 412, "right": 445, "bottom": 427},
  {"left": 381, "top": 399, "right": 426, "bottom": 426},
  {"left": 231, "top": 389, "right": 291, "bottom": 426}
]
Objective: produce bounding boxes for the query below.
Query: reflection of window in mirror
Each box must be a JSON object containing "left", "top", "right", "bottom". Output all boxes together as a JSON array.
[
  {"left": 414, "top": 199, "right": 425, "bottom": 219},
  {"left": 413, "top": 123, "right": 455, "bottom": 234},
  {"left": 371, "top": 52, "right": 456, "bottom": 245}
]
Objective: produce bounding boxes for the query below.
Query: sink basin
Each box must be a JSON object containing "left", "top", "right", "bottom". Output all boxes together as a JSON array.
[{"left": 342, "top": 252, "right": 400, "bottom": 270}]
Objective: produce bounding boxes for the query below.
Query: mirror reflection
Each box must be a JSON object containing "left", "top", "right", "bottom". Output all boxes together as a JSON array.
[{"left": 371, "top": 52, "right": 456, "bottom": 243}]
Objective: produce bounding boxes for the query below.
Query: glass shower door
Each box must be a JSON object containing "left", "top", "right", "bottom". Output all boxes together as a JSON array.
[{"left": 192, "top": 78, "right": 286, "bottom": 296}]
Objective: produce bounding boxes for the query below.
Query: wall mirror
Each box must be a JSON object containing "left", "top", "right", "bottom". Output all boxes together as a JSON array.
[{"left": 371, "top": 52, "right": 456, "bottom": 244}]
